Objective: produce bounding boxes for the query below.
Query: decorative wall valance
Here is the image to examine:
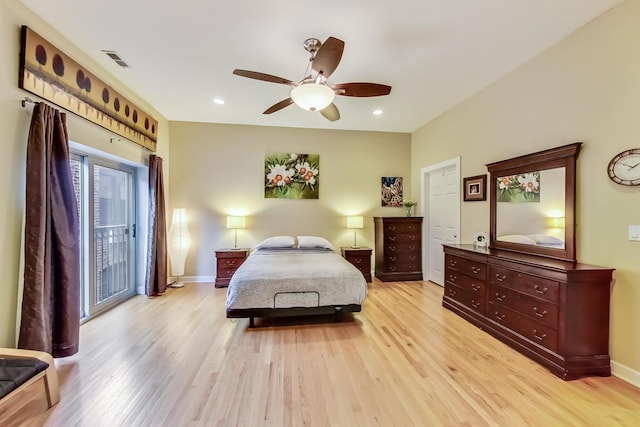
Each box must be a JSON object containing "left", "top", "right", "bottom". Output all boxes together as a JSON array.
[{"left": 19, "top": 26, "right": 158, "bottom": 151}]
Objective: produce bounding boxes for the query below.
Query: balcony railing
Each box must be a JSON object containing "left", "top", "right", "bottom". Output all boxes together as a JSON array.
[{"left": 94, "top": 225, "right": 129, "bottom": 305}]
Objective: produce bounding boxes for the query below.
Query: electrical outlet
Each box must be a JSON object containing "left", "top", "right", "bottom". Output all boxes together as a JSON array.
[{"left": 629, "top": 225, "right": 640, "bottom": 241}]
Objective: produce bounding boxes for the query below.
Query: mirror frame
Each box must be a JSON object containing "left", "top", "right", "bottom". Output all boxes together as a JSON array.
[{"left": 486, "top": 142, "right": 582, "bottom": 262}]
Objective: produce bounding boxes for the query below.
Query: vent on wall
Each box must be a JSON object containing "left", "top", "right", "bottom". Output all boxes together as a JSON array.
[{"left": 101, "top": 50, "right": 130, "bottom": 68}]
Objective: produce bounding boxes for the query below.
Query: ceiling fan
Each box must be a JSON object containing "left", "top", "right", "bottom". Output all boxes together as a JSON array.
[{"left": 233, "top": 36, "right": 391, "bottom": 122}]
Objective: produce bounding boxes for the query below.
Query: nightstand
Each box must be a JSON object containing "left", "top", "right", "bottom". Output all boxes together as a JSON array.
[
  {"left": 341, "top": 247, "right": 372, "bottom": 282},
  {"left": 215, "top": 249, "right": 249, "bottom": 288}
]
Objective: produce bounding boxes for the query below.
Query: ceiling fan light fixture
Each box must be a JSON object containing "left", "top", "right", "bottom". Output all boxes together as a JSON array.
[{"left": 290, "top": 83, "right": 335, "bottom": 112}]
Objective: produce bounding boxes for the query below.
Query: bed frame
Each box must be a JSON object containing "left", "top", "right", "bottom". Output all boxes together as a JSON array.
[{"left": 227, "top": 304, "right": 362, "bottom": 328}]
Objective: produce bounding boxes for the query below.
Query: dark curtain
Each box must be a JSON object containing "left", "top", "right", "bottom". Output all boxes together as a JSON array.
[
  {"left": 18, "top": 103, "right": 80, "bottom": 358},
  {"left": 145, "top": 155, "right": 167, "bottom": 296}
]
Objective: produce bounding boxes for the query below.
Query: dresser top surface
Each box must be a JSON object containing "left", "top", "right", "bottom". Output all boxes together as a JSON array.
[{"left": 443, "top": 244, "right": 614, "bottom": 273}]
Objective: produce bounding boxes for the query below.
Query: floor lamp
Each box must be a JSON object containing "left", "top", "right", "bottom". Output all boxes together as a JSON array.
[
  {"left": 347, "top": 215, "right": 364, "bottom": 249},
  {"left": 168, "top": 208, "right": 190, "bottom": 288}
]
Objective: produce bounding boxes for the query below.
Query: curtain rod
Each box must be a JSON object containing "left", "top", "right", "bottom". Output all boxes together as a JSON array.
[{"left": 21, "top": 96, "right": 36, "bottom": 107}]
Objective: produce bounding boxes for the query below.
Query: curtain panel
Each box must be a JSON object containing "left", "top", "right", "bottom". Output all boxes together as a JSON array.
[
  {"left": 145, "top": 155, "right": 167, "bottom": 296},
  {"left": 18, "top": 102, "right": 80, "bottom": 357}
]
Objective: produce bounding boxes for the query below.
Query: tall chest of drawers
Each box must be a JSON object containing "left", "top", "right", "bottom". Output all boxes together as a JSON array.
[
  {"left": 374, "top": 217, "right": 423, "bottom": 282},
  {"left": 443, "top": 244, "right": 614, "bottom": 380}
]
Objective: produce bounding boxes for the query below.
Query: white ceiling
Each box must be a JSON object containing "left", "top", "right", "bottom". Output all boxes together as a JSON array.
[{"left": 20, "top": 0, "right": 621, "bottom": 133}]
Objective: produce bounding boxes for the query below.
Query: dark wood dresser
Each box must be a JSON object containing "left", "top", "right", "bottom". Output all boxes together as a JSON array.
[
  {"left": 442, "top": 244, "right": 614, "bottom": 380},
  {"left": 374, "top": 217, "right": 423, "bottom": 281}
]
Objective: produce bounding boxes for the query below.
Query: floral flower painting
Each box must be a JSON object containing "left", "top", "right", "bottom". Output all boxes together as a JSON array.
[
  {"left": 265, "top": 152, "right": 320, "bottom": 199},
  {"left": 381, "top": 177, "right": 403, "bottom": 207},
  {"left": 497, "top": 172, "right": 541, "bottom": 203}
]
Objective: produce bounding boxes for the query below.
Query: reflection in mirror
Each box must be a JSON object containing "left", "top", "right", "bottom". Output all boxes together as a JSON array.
[
  {"left": 496, "top": 167, "right": 565, "bottom": 249},
  {"left": 487, "top": 142, "right": 581, "bottom": 262}
]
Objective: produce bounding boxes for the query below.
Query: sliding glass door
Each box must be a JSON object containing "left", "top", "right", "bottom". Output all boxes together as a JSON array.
[{"left": 70, "top": 153, "right": 136, "bottom": 320}]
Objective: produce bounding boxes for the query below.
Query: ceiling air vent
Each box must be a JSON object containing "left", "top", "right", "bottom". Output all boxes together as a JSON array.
[{"left": 102, "top": 50, "right": 130, "bottom": 68}]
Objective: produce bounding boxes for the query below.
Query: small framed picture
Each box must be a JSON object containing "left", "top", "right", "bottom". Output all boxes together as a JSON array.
[{"left": 463, "top": 174, "right": 487, "bottom": 201}]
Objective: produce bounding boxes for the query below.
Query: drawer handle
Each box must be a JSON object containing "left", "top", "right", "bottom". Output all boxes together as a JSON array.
[
  {"left": 409, "top": 255, "right": 416, "bottom": 261},
  {"left": 471, "top": 283, "right": 481, "bottom": 292},
  {"left": 409, "top": 245, "right": 416, "bottom": 250},
  {"left": 389, "top": 246, "right": 396, "bottom": 251},
  {"left": 449, "top": 259, "right": 458, "bottom": 267},
  {"left": 495, "top": 274, "right": 507, "bottom": 282},
  {"left": 471, "top": 266, "right": 481, "bottom": 274},
  {"left": 389, "top": 266, "right": 396, "bottom": 271},
  {"left": 226, "top": 260, "right": 236, "bottom": 266},
  {"left": 533, "top": 307, "right": 548, "bottom": 318},
  {"left": 495, "top": 293, "right": 506, "bottom": 302},
  {"left": 533, "top": 330, "right": 547, "bottom": 341},
  {"left": 388, "top": 226, "right": 396, "bottom": 231},
  {"left": 449, "top": 274, "right": 457, "bottom": 282},
  {"left": 471, "top": 299, "right": 481, "bottom": 308},
  {"left": 534, "top": 284, "right": 549, "bottom": 295},
  {"left": 448, "top": 289, "right": 457, "bottom": 297},
  {"left": 494, "top": 312, "right": 506, "bottom": 321},
  {"left": 409, "top": 235, "right": 416, "bottom": 240},
  {"left": 354, "top": 259, "right": 362, "bottom": 264},
  {"left": 389, "top": 256, "right": 397, "bottom": 261},
  {"left": 389, "top": 236, "right": 396, "bottom": 241}
]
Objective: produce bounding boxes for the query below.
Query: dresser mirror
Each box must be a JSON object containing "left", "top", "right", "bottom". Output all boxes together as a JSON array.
[{"left": 486, "top": 143, "right": 582, "bottom": 262}]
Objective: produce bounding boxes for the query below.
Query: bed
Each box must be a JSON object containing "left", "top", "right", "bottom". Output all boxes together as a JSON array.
[{"left": 226, "top": 236, "right": 367, "bottom": 327}]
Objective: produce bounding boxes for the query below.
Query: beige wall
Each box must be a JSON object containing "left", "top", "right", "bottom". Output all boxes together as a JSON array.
[
  {"left": 412, "top": 0, "right": 639, "bottom": 375},
  {"left": 169, "top": 122, "right": 411, "bottom": 277},
  {"left": 0, "top": 0, "right": 170, "bottom": 347}
]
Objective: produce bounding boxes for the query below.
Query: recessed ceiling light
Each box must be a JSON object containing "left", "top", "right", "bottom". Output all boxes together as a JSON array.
[
  {"left": 372, "top": 109, "right": 383, "bottom": 116},
  {"left": 213, "top": 98, "right": 225, "bottom": 105}
]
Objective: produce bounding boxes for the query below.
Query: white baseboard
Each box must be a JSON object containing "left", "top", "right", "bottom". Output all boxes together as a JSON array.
[{"left": 612, "top": 360, "right": 640, "bottom": 388}]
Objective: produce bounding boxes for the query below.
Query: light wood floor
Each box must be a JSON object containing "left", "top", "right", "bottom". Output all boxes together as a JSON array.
[{"left": 15, "top": 280, "right": 640, "bottom": 427}]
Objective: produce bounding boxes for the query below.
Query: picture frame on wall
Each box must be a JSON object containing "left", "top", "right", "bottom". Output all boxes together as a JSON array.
[{"left": 463, "top": 174, "right": 487, "bottom": 201}]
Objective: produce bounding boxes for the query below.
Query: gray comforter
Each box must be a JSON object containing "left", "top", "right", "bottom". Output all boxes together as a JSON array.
[{"left": 226, "top": 248, "right": 367, "bottom": 310}]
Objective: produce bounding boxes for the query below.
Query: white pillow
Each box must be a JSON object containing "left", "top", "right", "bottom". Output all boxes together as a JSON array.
[
  {"left": 527, "top": 234, "right": 563, "bottom": 245},
  {"left": 498, "top": 234, "right": 537, "bottom": 245},
  {"left": 255, "top": 236, "right": 295, "bottom": 249},
  {"left": 297, "top": 235, "right": 334, "bottom": 250}
]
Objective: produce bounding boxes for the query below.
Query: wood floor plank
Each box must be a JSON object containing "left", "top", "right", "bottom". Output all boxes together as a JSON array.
[{"left": 12, "top": 280, "right": 640, "bottom": 427}]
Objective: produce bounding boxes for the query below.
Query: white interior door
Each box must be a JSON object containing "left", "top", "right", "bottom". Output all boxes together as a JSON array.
[{"left": 421, "top": 158, "right": 460, "bottom": 286}]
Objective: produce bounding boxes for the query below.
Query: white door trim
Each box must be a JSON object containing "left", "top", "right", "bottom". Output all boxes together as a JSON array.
[{"left": 421, "top": 157, "right": 461, "bottom": 285}]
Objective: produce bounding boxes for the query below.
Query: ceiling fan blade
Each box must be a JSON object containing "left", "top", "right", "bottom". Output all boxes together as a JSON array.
[
  {"left": 320, "top": 103, "right": 340, "bottom": 122},
  {"left": 233, "top": 69, "right": 296, "bottom": 86},
  {"left": 312, "top": 37, "right": 344, "bottom": 79},
  {"left": 332, "top": 82, "right": 392, "bottom": 97},
  {"left": 263, "top": 98, "right": 294, "bottom": 115}
]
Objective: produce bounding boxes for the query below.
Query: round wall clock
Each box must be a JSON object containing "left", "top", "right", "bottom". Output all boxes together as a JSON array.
[{"left": 607, "top": 149, "right": 640, "bottom": 186}]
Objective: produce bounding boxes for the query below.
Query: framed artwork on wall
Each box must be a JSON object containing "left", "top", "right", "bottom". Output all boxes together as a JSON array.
[
  {"left": 463, "top": 174, "right": 487, "bottom": 201},
  {"left": 381, "top": 177, "right": 403, "bottom": 207},
  {"left": 264, "top": 152, "right": 319, "bottom": 199}
]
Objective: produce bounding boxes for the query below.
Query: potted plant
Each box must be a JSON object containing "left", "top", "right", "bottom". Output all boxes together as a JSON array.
[{"left": 402, "top": 199, "right": 416, "bottom": 217}]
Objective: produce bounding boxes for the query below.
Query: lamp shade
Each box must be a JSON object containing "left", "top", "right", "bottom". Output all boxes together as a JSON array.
[
  {"left": 347, "top": 215, "right": 364, "bottom": 229},
  {"left": 290, "top": 83, "right": 335, "bottom": 111},
  {"left": 168, "top": 208, "right": 191, "bottom": 277},
  {"left": 227, "top": 215, "right": 246, "bottom": 229},
  {"left": 548, "top": 216, "right": 565, "bottom": 228}
]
